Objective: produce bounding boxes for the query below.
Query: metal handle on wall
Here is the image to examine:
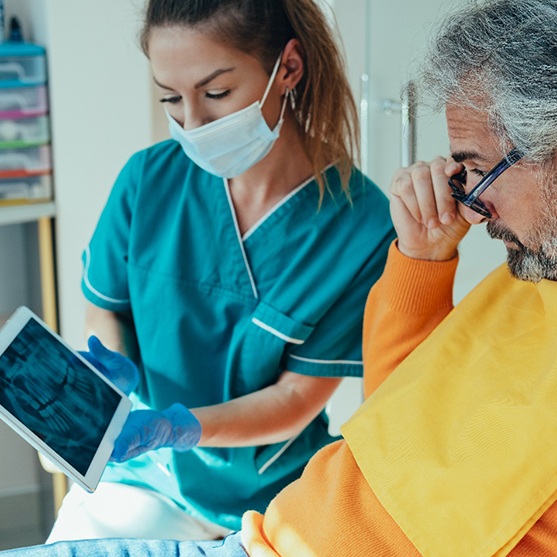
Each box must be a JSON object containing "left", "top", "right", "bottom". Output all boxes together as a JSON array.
[
  {"left": 400, "top": 80, "right": 417, "bottom": 167},
  {"left": 381, "top": 80, "right": 418, "bottom": 167},
  {"left": 359, "top": 73, "right": 370, "bottom": 175}
]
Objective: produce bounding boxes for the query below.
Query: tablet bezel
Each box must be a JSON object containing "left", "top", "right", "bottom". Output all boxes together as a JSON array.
[{"left": 0, "top": 306, "right": 131, "bottom": 492}]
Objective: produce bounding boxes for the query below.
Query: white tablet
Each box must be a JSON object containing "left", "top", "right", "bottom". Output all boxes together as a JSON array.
[{"left": 0, "top": 306, "right": 131, "bottom": 492}]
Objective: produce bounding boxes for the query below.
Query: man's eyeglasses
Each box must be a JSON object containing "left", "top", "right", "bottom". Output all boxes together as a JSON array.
[{"left": 447, "top": 148, "right": 523, "bottom": 218}]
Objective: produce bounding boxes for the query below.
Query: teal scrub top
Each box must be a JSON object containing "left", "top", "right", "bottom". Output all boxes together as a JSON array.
[{"left": 81, "top": 140, "right": 395, "bottom": 530}]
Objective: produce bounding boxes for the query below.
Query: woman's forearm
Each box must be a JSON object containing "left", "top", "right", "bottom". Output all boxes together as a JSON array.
[{"left": 191, "top": 371, "right": 342, "bottom": 447}]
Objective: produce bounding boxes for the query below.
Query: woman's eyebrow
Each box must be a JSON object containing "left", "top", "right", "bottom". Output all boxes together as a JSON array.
[
  {"left": 194, "top": 68, "right": 235, "bottom": 89},
  {"left": 152, "top": 67, "right": 236, "bottom": 91},
  {"left": 153, "top": 76, "right": 173, "bottom": 90}
]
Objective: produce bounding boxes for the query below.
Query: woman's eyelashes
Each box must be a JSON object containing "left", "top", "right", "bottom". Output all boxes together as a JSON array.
[
  {"left": 159, "top": 89, "right": 231, "bottom": 103},
  {"left": 205, "top": 90, "right": 231, "bottom": 100},
  {"left": 159, "top": 95, "right": 182, "bottom": 104}
]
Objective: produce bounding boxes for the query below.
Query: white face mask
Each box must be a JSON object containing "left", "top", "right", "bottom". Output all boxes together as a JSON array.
[{"left": 166, "top": 55, "right": 289, "bottom": 178}]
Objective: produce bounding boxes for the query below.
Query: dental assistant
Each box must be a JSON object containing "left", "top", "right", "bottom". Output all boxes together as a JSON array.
[{"left": 48, "top": 0, "right": 395, "bottom": 542}]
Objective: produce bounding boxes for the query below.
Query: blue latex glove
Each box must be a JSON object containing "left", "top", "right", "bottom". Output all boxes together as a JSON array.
[
  {"left": 111, "top": 403, "right": 202, "bottom": 463},
  {"left": 80, "top": 335, "right": 139, "bottom": 396}
]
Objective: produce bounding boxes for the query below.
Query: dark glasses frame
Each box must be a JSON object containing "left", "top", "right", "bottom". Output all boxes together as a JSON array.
[{"left": 448, "top": 148, "right": 523, "bottom": 218}]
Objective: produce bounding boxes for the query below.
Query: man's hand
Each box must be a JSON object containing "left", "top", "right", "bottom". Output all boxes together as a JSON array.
[{"left": 390, "top": 157, "right": 471, "bottom": 261}]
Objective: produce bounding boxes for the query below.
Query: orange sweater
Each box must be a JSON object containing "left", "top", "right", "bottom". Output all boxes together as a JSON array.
[{"left": 241, "top": 242, "right": 557, "bottom": 556}]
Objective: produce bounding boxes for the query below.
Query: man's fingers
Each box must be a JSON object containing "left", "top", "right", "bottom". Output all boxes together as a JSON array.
[
  {"left": 431, "top": 156, "right": 457, "bottom": 225},
  {"left": 391, "top": 168, "right": 423, "bottom": 224},
  {"left": 391, "top": 157, "right": 452, "bottom": 229},
  {"left": 410, "top": 161, "right": 443, "bottom": 229}
]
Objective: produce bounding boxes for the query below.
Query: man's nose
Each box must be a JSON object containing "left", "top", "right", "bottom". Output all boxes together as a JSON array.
[
  {"left": 462, "top": 172, "right": 481, "bottom": 194},
  {"left": 458, "top": 202, "right": 493, "bottom": 225}
]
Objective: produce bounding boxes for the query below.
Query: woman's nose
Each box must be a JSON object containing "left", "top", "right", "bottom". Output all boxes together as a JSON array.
[{"left": 181, "top": 106, "right": 205, "bottom": 131}]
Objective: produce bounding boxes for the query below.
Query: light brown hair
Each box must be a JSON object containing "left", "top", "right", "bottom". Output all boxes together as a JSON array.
[{"left": 141, "top": 0, "right": 359, "bottom": 199}]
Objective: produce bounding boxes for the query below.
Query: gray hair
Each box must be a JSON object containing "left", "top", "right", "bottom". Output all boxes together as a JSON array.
[{"left": 420, "top": 0, "right": 557, "bottom": 163}]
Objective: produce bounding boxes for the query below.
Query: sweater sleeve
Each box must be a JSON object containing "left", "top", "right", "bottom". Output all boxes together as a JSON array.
[
  {"left": 362, "top": 240, "right": 458, "bottom": 398},
  {"left": 241, "top": 441, "right": 422, "bottom": 557}
]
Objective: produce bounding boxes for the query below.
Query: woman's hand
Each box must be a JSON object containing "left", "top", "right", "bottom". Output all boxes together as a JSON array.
[
  {"left": 80, "top": 335, "right": 139, "bottom": 396},
  {"left": 110, "top": 403, "right": 202, "bottom": 462},
  {"left": 389, "top": 157, "right": 471, "bottom": 261}
]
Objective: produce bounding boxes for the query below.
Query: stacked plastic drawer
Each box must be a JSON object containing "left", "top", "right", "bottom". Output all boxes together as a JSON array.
[{"left": 0, "top": 40, "right": 51, "bottom": 203}]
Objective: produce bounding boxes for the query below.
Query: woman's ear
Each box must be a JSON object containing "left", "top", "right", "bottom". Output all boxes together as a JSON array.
[{"left": 278, "top": 38, "right": 304, "bottom": 94}]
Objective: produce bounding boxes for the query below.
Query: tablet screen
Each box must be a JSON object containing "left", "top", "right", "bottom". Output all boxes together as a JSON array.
[{"left": 0, "top": 317, "right": 122, "bottom": 476}]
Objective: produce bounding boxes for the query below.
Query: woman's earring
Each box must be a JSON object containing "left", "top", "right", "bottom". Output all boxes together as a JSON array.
[{"left": 289, "top": 87, "right": 297, "bottom": 110}]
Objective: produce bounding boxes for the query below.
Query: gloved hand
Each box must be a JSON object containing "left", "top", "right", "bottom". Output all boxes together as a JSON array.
[
  {"left": 80, "top": 335, "right": 139, "bottom": 396},
  {"left": 110, "top": 403, "right": 202, "bottom": 462}
]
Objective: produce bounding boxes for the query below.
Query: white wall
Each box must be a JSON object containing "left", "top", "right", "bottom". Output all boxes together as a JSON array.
[
  {"left": 326, "top": 0, "right": 508, "bottom": 431},
  {"left": 0, "top": 3, "right": 156, "bottom": 540},
  {"left": 5, "top": 0, "right": 155, "bottom": 348},
  {"left": 0, "top": 1, "right": 513, "bottom": 541},
  {"left": 44, "top": 0, "right": 155, "bottom": 348},
  {"left": 2, "top": 0, "right": 509, "bottom": 489},
  {"left": 17, "top": 0, "right": 494, "bottom": 351},
  {"left": 331, "top": 0, "right": 506, "bottom": 303}
]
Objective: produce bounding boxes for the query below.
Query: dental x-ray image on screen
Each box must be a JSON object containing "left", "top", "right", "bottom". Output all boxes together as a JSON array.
[{"left": 0, "top": 314, "right": 124, "bottom": 478}]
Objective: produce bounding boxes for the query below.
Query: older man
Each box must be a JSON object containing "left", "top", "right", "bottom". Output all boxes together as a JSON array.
[{"left": 4, "top": 0, "right": 557, "bottom": 555}]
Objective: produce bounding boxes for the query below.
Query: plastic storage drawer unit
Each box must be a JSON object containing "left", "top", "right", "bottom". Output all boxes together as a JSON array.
[
  {"left": 0, "top": 145, "right": 51, "bottom": 175},
  {"left": 0, "top": 173, "right": 52, "bottom": 202},
  {"left": 0, "top": 86, "right": 48, "bottom": 117},
  {"left": 0, "top": 114, "right": 49, "bottom": 147},
  {"left": 0, "top": 29, "right": 52, "bottom": 203},
  {"left": 0, "top": 41, "right": 47, "bottom": 88}
]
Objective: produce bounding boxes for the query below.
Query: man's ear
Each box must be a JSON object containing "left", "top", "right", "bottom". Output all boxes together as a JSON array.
[{"left": 278, "top": 38, "right": 304, "bottom": 94}]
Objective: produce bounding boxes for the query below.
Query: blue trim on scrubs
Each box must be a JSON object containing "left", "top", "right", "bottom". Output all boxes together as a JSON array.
[{"left": 81, "top": 140, "right": 395, "bottom": 529}]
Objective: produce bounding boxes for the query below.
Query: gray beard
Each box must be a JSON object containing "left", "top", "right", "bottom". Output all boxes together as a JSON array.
[{"left": 486, "top": 222, "right": 557, "bottom": 283}]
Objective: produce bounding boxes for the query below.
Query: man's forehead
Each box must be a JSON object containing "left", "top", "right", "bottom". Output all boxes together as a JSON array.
[{"left": 445, "top": 103, "right": 499, "bottom": 161}]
